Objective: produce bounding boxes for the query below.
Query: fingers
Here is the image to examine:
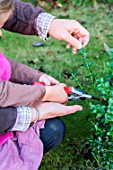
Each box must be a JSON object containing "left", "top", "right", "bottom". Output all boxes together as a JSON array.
[
  {"left": 65, "top": 105, "right": 83, "bottom": 114},
  {"left": 75, "top": 22, "right": 89, "bottom": 46},
  {"left": 66, "top": 32, "right": 89, "bottom": 54},
  {"left": 48, "top": 76, "right": 59, "bottom": 85},
  {"left": 66, "top": 22, "right": 89, "bottom": 53},
  {"left": 39, "top": 74, "right": 59, "bottom": 85},
  {"left": 42, "top": 77, "right": 51, "bottom": 85},
  {"left": 66, "top": 43, "right": 71, "bottom": 49},
  {"left": 80, "top": 35, "right": 89, "bottom": 47},
  {"left": 65, "top": 34, "right": 81, "bottom": 54},
  {"left": 49, "top": 19, "right": 89, "bottom": 54},
  {"left": 60, "top": 83, "right": 67, "bottom": 87},
  {"left": 66, "top": 43, "right": 77, "bottom": 54},
  {"left": 37, "top": 102, "right": 83, "bottom": 120},
  {"left": 72, "top": 47, "right": 78, "bottom": 54},
  {"left": 66, "top": 42, "right": 78, "bottom": 54},
  {"left": 0, "top": 29, "right": 2, "bottom": 37},
  {"left": 65, "top": 32, "right": 82, "bottom": 50}
]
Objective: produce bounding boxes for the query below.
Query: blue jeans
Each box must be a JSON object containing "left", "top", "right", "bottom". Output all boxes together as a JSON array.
[{"left": 40, "top": 118, "right": 65, "bottom": 153}]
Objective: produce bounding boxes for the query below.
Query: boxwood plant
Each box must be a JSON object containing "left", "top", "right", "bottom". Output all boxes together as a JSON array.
[{"left": 75, "top": 45, "right": 113, "bottom": 169}]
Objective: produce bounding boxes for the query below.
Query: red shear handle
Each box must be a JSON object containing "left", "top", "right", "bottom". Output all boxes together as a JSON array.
[
  {"left": 32, "top": 82, "right": 55, "bottom": 86},
  {"left": 64, "top": 86, "right": 72, "bottom": 95},
  {"left": 32, "top": 82, "right": 45, "bottom": 86},
  {"left": 32, "top": 82, "right": 72, "bottom": 95}
]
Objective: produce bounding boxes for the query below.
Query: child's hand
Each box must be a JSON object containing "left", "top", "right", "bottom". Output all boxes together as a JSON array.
[
  {"left": 42, "top": 83, "right": 68, "bottom": 103},
  {"left": 39, "top": 74, "right": 59, "bottom": 85},
  {"left": 37, "top": 102, "right": 83, "bottom": 120}
]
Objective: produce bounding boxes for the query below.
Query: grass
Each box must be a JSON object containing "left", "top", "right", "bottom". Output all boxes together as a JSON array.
[{"left": 0, "top": 2, "right": 113, "bottom": 169}]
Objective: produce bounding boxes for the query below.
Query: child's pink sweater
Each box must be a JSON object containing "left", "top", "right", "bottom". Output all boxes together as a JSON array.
[
  {"left": 0, "top": 52, "right": 13, "bottom": 145},
  {"left": 0, "top": 52, "right": 11, "bottom": 81},
  {"left": 0, "top": 52, "right": 44, "bottom": 170}
]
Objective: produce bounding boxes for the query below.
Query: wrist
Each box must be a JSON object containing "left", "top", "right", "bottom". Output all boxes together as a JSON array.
[
  {"left": 36, "top": 12, "right": 55, "bottom": 40},
  {"left": 31, "top": 108, "right": 40, "bottom": 125},
  {"left": 48, "top": 18, "right": 58, "bottom": 36},
  {"left": 42, "top": 86, "right": 51, "bottom": 101},
  {"left": 31, "top": 108, "right": 37, "bottom": 123}
]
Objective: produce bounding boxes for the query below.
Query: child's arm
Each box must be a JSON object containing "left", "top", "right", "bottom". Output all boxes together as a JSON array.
[
  {"left": 8, "top": 58, "right": 44, "bottom": 85},
  {"left": 8, "top": 58, "right": 61, "bottom": 86},
  {"left": 0, "top": 58, "right": 67, "bottom": 107},
  {"left": 0, "top": 81, "right": 45, "bottom": 107},
  {"left": 0, "top": 81, "right": 68, "bottom": 107}
]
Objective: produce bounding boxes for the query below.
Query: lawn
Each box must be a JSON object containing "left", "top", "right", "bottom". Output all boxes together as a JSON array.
[{"left": 0, "top": 2, "right": 113, "bottom": 169}]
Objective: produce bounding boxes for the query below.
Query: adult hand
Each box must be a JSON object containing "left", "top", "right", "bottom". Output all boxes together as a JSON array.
[
  {"left": 39, "top": 74, "right": 59, "bottom": 85},
  {"left": 37, "top": 102, "right": 83, "bottom": 120},
  {"left": 48, "top": 19, "right": 89, "bottom": 54},
  {"left": 42, "top": 83, "right": 68, "bottom": 103}
]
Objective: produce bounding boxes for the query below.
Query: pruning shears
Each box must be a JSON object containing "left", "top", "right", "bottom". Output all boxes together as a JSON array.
[{"left": 33, "top": 82, "right": 105, "bottom": 101}]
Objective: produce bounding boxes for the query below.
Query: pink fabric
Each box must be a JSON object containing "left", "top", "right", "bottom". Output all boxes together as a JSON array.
[
  {"left": 0, "top": 121, "right": 45, "bottom": 170},
  {"left": 0, "top": 52, "right": 11, "bottom": 81},
  {"left": 0, "top": 132, "right": 14, "bottom": 146},
  {"left": 0, "top": 52, "right": 13, "bottom": 146},
  {"left": 0, "top": 52, "right": 45, "bottom": 169}
]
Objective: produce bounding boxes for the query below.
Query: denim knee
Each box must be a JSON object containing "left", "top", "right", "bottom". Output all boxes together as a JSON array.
[
  {"left": 48, "top": 117, "right": 65, "bottom": 144},
  {"left": 40, "top": 117, "right": 66, "bottom": 153}
]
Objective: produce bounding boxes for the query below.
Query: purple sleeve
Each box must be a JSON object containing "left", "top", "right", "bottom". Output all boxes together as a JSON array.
[
  {"left": 3, "top": 0, "right": 44, "bottom": 35},
  {"left": 0, "top": 107, "right": 17, "bottom": 133},
  {"left": 8, "top": 58, "right": 44, "bottom": 84}
]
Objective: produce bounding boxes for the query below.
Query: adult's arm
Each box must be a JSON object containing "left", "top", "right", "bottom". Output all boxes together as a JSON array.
[
  {"left": 3, "top": 0, "right": 89, "bottom": 53},
  {"left": 3, "top": 0, "right": 44, "bottom": 35},
  {"left": 8, "top": 58, "right": 44, "bottom": 84},
  {"left": 0, "top": 58, "right": 45, "bottom": 107},
  {"left": 0, "top": 106, "right": 35, "bottom": 133},
  {"left": 0, "top": 81, "right": 45, "bottom": 107}
]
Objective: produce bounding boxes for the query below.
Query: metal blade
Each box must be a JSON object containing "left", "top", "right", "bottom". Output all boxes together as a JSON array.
[{"left": 91, "top": 96, "right": 106, "bottom": 101}]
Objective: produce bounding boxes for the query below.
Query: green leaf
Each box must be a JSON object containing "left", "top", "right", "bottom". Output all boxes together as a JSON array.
[
  {"left": 83, "top": 51, "right": 88, "bottom": 57},
  {"left": 107, "top": 132, "right": 113, "bottom": 136},
  {"left": 104, "top": 43, "right": 111, "bottom": 56},
  {"left": 88, "top": 61, "right": 94, "bottom": 67}
]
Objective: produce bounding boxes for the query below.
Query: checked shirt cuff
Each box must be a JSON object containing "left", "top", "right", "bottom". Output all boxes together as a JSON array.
[
  {"left": 11, "top": 106, "right": 32, "bottom": 131},
  {"left": 36, "top": 12, "right": 55, "bottom": 40}
]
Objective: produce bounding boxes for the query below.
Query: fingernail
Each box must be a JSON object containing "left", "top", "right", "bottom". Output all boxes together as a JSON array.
[
  {"left": 73, "top": 51, "right": 77, "bottom": 55},
  {"left": 79, "top": 106, "right": 83, "bottom": 111},
  {"left": 78, "top": 44, "right": 82, "bottom": 49},
  {"left": 66, "top": 45, "right": 70, "bottom": 49}
]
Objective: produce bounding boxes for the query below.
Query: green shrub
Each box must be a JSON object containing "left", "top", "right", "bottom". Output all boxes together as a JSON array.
[
  {"left": 71, "top": 45, "right": 113, "bottom": 168},
  {"left": 88, "top": 47, "right": 113, "bottom": 169}
]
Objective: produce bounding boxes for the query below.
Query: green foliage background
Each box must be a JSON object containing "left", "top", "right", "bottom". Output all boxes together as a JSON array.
[
  {"left": 1, "top": 0, "right": 113, "bottom": 169},
  {"left": 23, "top": 0, "right": 113, "bottom": 7}
]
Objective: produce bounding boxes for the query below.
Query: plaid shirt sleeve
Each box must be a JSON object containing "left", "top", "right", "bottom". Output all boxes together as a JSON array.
[
  {"left": 36, "top": 12, "right": 55, "bottom": 40},
  {"left": 11, "top": 106, "right": 32, "bottom": 131}
]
